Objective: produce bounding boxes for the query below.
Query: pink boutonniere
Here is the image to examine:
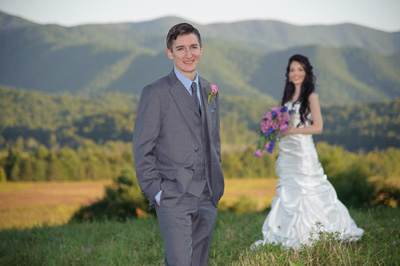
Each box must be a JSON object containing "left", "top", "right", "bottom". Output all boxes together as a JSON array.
[{"left": 206, "top": 84, "right": 218, "bottom": 104}]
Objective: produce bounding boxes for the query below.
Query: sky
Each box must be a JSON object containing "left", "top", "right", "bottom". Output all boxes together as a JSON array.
[{"left": 0, "top": 0, "right": 399, "bottom": 32}]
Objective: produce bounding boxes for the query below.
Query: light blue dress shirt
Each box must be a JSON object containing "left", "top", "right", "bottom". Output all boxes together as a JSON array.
[{"left": 174, "top": 67, "right": 201, "bottom": 106}]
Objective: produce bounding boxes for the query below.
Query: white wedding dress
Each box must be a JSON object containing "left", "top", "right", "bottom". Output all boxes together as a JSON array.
[{"left": 253, "top": 101, "right": 363, "bottom": 249}]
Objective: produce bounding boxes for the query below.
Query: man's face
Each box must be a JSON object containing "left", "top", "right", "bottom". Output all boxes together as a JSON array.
[{"left": 166, "top": 33, "right": 203, "bottom": 80}]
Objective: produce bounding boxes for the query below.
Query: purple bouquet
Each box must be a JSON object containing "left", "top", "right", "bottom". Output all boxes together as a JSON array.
[{"left": 254, "top": 104, "right": 293, "bottom": 157}]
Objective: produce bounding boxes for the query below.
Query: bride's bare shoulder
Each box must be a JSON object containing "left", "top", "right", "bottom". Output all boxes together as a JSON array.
[{"left": 308, "top": 92, "right": 319, "bottom": 101}]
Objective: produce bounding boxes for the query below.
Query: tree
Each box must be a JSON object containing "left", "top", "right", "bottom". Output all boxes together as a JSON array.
[
  {"left": 57, "top": 148, "right": 83, "bottom": 181},
  {"left": 45, "top": 153, "right": 64, "bottom": 181},
  {"left": 4, "top": 148, "right": 23, "bottom": 181},
  {"left": 0, "top": 167, "right": 6, "bottom": 182}
]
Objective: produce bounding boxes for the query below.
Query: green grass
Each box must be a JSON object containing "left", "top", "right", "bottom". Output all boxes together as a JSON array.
[{"left": 1, "top": 207, "right": 399, "bottom": 265}]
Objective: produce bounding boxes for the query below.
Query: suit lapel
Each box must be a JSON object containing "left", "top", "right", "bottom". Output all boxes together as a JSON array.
[{"left": 199, "top": 77, "right": 213, "bottom": 140}]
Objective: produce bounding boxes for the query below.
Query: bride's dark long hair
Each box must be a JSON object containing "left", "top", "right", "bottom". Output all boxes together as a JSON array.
[{"left": 281, "top": 54, "right": 316, "bottom": 127}]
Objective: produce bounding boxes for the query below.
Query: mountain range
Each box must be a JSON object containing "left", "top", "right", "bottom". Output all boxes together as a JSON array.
[{"left": 0, "top": 11, "right": 399, "bottom": 104}]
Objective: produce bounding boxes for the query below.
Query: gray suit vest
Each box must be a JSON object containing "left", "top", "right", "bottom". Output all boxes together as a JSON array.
[{"left": 186, "top": 89, "right": 212, "bottom": 197}]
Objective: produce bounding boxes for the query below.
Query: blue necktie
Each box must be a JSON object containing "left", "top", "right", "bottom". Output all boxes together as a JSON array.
[{"left": 191, "top": 82, "right": 201, "bottom": 115}]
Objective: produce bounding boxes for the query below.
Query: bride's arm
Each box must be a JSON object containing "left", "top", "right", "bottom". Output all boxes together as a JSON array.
[{"left": 287, "top": 93, "right": 323, "bottom": 135}]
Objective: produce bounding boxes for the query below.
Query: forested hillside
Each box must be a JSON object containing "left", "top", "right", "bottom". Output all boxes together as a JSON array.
[
  {"left": 1, "top": 85, "right": 399, "bottom": 183},
  {"left": 1, "top": 86, "right": 399, "bottom": 152},
  {"left": 1, "top": 11, "right": 400, "bottom": 104},
  {"left": 315, "top": 100, "right": 400, "bottom": 151}
]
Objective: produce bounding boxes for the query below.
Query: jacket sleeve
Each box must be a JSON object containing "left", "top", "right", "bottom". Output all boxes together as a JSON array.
[{"left": 132, "top": 85, "right": 162, "bottom": 207}]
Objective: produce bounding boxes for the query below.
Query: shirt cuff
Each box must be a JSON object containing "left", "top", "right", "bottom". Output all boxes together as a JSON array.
[{"left": 155, "top": 190, "right": 162, "bottom": 204}]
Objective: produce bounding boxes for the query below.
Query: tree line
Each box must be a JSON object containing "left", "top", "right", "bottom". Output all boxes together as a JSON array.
[
  {"left": 1, "top": 141, "right": 133, "bottom": 182},
  {"left": 1, "top": 138, "right": 399, "bottom": 183}
]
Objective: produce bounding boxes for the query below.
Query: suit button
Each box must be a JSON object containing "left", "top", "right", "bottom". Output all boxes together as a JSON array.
[
  {"left": 195, "top": 147, "right": 199, "bottom": 152},
  {"left": 190, "top": 169, "right": 195, "bottom": 173}
]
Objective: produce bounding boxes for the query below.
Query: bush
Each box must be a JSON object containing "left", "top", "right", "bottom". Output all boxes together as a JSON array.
[
  {"left": 373, "top": 183, "right": 400, "bottom": 208},
  {"left": 224, "top": 196, "right": 259, "bottom": 214},
  {"left": 329, "top": 164, "right": 375, "bottom": 207},
  {"left": 70, "top": 168, "right": 150, "bottom": 222}
]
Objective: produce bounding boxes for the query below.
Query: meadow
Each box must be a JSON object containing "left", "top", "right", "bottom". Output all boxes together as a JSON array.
[
  {"left": 1, "top": 179, "right": 399, "bottom": 265},
  {"left": 0, "top": 179, "right": 277, "bottom": 230},
  {"left": 0, "top": 181, "right": 111, "bottom": 229}
]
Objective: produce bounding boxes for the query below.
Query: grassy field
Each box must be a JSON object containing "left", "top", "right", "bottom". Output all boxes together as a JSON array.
[
  {"left": 0, "top": 179, "right": 278, "bottom": 230},
  {"left": 2, "top": 177, "right": 398, "bottom": 230},
  {"left": 1, "top": 179, "right": 399, "bottom": 265},
  {"left": 1, "top": 207, "right": 399, "bottom": 265},
  {"left": 0, "top": 181, "right": 111, "bottom": 229}
]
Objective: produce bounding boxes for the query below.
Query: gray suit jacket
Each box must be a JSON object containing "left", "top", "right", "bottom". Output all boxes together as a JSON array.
[{"left": 133, "top": 70, "right": 224, "bottom": 208}]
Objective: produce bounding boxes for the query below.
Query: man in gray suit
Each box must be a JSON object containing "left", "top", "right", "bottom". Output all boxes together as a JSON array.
[{"left": 133, "top": 23, "right": 224, "bottom": 265}]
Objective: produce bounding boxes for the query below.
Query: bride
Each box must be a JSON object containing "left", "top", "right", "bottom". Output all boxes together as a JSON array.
[{"left": 253, "top": 54, "right": 364, "bottom": 249}]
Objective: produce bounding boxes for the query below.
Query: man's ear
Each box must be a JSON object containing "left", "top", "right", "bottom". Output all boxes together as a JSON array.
[{"left": 166, "top": 48, "right": 173, "bottom": 60}]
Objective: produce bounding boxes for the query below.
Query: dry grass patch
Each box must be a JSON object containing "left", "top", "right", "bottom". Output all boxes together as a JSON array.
[
  {"left": 0, "top": 181, "right": 111, "bottom": 229},
  {"left": 221, "top": 178, "right": 278, "bottom": 211},
  {"left": 0, "top": 179, "right": 278, "bottom": 229}
]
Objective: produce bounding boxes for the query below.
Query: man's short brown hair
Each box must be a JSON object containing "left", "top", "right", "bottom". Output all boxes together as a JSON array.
[{"left": 166, "top": 23, "right": 202, "bottom": 51}]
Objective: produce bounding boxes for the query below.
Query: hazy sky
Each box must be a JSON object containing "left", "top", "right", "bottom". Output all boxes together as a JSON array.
[{"left": 0, "top": 0, "right": 399, "bottom": 32}]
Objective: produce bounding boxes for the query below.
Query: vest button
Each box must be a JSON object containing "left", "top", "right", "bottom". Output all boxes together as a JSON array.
[
  {"left": 195, "top": 147, "right": 199, "bottom": 152},
  {"left": 190, "top": 169, "right": 195, "bottom": 173}
]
